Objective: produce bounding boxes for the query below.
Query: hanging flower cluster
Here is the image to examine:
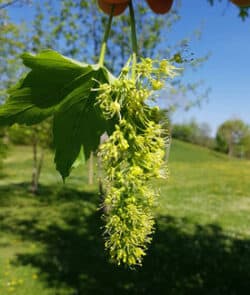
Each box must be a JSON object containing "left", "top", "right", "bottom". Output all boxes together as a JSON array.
[{"left": 96, "top": 58, "right": 177, "bottom": 266}]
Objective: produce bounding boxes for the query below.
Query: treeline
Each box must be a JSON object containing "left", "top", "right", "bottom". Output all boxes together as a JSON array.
[
  {"left": 171, "top": 120, "right": 213, "bottom": 149},
  {"left": 171, "top": 119, "right": 250, "bottom": 159},
  {"left": 2, "top": 117, "right": 250, "bottom": 160}
]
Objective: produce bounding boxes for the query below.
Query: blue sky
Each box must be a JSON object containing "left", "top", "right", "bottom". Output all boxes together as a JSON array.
[
  {"left": 7, "top": 0, "right": 250, "bottom": 136},
  {"left": 169, "top": 1, "right": 250, "bottom": 135}
]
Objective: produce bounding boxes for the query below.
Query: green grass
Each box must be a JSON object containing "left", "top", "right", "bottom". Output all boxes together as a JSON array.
[{"left": 0, "top": 140, "right": 250, "bottom": 294}]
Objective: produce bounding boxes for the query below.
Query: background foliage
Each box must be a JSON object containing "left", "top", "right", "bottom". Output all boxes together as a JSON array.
[{"left": 215, "top": 119, "right": 250, "bottom": 158}]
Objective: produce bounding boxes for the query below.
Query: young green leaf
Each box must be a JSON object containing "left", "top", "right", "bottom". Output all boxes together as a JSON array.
[
  {"left": 0, "top": 50, "right": 116, "bottom": 179},
  {"left": 53, "top": 67, "right": 114, "bottom": 179},
  {"left": 0, "top": 50, "right": 93, "bottom": 126}
]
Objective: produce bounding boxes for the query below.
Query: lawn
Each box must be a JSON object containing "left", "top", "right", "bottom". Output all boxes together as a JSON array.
[{"left": 0, "top": 140, "right": 250, "bottom": 294}]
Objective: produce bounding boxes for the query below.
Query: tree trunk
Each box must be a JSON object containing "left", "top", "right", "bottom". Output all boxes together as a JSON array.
[
  {"left": 97, "top": 155, "right": 108, "bottom": 214},
  {"left": 36, "top": 148, "right": 45, "bottom": 189},
  {"left": 165, "top": 137, "right": 172, "bottom": 162},
  {"left": 88, "top": 151, "right": 94, "bottom": 185},
  {"left": 228, "top": 140, "right": 234, "bottom": 157},
  {"left": 30, "top": 135, "right": 45, "bottom": 194},
  {"left": 31, "top": 140, "right": 38, "bottom": 194}
]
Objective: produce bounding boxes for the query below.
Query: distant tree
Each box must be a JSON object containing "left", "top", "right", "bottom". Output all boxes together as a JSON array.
[
  {"left": 0, "top": 5, "right": 26, "bottom": 103},
  {"left": 194, "top": 122, "right": 214, "bottom": 148},
  {"left": 8, "top": 120, "right": 52, "bottom": 193},
  {"left": 171, "top": 119, "right": 213, "bottom": 148},
  {"left": 216, "top": 119, "right": 250, "bottom": 157},
  {"left": 0, "top": 3, "right": 25, "bottom": 169},
  {"left": 29, "top": 121, "right": 52, "bottom": 194},
  {"left": 171, "top": 122, "right": 194, "bottom": 143}
]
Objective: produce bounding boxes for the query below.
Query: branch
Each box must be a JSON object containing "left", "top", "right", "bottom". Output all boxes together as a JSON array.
[{"left": 0, "top": 0, "right": 23, "bottom": 10}]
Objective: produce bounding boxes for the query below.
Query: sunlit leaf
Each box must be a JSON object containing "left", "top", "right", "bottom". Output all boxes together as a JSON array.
[
  {"left": 0, "top": 50, "right": 116, "bottom": 179},
  {"left": 0, "top": 50, "right": 92, "bottom": 125}
]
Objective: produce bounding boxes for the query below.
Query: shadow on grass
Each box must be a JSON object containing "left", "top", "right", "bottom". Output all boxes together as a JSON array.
[
  {"left": 0, "top": 182, "right": 97, "bottom": 205},
  {"left": 1, "top": 184, "right": 250, "bottom": 294}
]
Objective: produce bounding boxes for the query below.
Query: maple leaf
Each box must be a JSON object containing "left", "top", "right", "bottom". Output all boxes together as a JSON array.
[{"left": 0, "top": 50, "right": 116, "bottom": 179}]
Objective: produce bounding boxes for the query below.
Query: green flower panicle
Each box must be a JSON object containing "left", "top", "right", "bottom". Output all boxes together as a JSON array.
[{"left": 96, "top": 57, "right": 177, "bottom": 266}]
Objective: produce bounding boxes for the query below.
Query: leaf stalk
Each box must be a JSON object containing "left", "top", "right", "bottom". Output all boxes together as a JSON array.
[
  {"left": 129, "top": 0, "right": 138, "bottom": 80},
  {"left": 99, "top": 5, "right": 115, "bottom": 66}
]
